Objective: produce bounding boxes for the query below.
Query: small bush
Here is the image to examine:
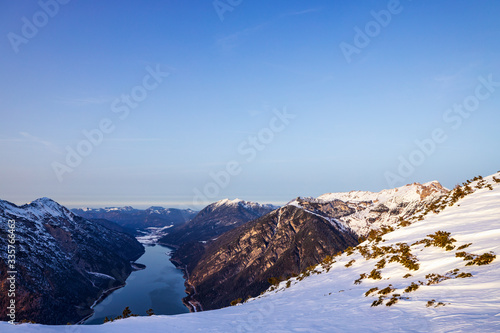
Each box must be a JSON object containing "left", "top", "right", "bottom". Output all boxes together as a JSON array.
[
  {"left": 354, "top": 273, "right": 366, "bottom": 285},
  {"left": 456, "top": 243, "right": 472, "bottom": 250},
  {"left": 358, "top": 245, "right": 371, "bottom": 259},
  {"left": 378, "top": 285, "right": 395, "bottom": 296},
  {"left": 386, "top": 295, "right": 399, "bottom": 306},
  {"left": 286, "top": 280, "right": 292, "bottom": 288},
  {"left": 371, "top": 297, "right": 384, "bottom": 307},
  {"left": 345, "top": 259, "right": 355, "bottom": 268},
  {"left": 403, "top": 273, "right": 412, "bottom": 279},
  {"left": 344, "top": 247, "right": 355, "bottom": 256},
  {"left": 426, "top": 231, "right": 457, "bottom": 249},
  {"left": 322, "top": 255, "right": 332, "bottom": 264},
  {"left": 425, "top": 273, "right": 449, "bottom": 285},
  {"left": 465, "top": 252, "right": 496, "bottom": 266},
  {"left": 367, "top": 229, "right": 383, "bottom": 243},
  {"left": 404, "top": 282, "right": 420, "bottom": 293},
  {"left": 456, "top": 272, "right": 473, "bottom": 278},
  {"left": 268, "top": 277, "right": 282, "bottom": 286},
  {"left": 455, "top": 251, "right": 475, "bottom": 260},
  {"left": 398, "top": 217, "right": 411, "bottom": 227},
  {"left": 368, "top": 269, "right": 382, "bottom": 280},
  {"left": 104, "top": 307, "right": 138, "bottom": 323},
  {"left": 380, "top": 226, "right": 395, "bottom": 235},
  {"left": 364, "top": 287, "right": 378, "bottom": 297},
  {"left": 375, "top": 258, "right": 386, "bottom": 269},
  {"left": 230, "top": 298, "right": 243, "bottom": 306},
  {"left": 426, "top": 300, "right": 435, "bottom": 307}
]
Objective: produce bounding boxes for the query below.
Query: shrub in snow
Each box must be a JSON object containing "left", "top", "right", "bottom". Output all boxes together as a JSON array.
[
  {"left": 368, "top": 269, "right": 382, "bottom": 280},
  {"left": 345, "top": 259, "right": 355, "bottom": 268},
  {"left": 371, "top": 296, "right": 384, "bottom": 307},
  {"left": 375, "top": 258, "right": 386, "bottom": 269},
  {"left": 364, "top": 287, "right": 378, "bottom": 297},
  {"left": 465, "top": 252, "right": 496, "bottom": 266},
  {"left": 386, "top": 295, "right": 400, "bottom": 307},
  {"left": 456, "top": 251, "right": 496, "bottom": 266},
  {"left": 354, "top": 273, "right": 366, "bottom": 285},
  {"left": 456, "top": 243, "right": 472, "bottom": 250},
  {"left": 378, "top": 285, "right": 395, "bottom": 296},
  {"left": 404, "top": 282, "right": 420, "bottom": 293},
  {"left": 456, "top": 272, "right": 473, "bottom": 278},
  {"left": 230, "top": 298, "right": 243, "bottom": 306}
]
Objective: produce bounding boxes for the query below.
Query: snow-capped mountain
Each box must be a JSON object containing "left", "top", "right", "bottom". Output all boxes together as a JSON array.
[
  {"left": 185, "top": 202, "right": 357, "bottom": 311},
  {"left": 158, "top": 198, "right": 279, "bottom": 311},
  {"left": 288, "top": 181, "right": 449, "bottom": 236},
  {"left": 0, "top": 198, "right": 144, "bottom": 325},
  {"left": 3, "top": 173, "right": 497, "bottom": 332},
  {"left": 159, "top": 198, "right": 278, "bottom": 248}
]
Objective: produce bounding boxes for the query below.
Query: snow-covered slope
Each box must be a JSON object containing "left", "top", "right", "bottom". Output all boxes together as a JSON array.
[{"left": 2, "top": 173, "right": 498, "bottom": 332}]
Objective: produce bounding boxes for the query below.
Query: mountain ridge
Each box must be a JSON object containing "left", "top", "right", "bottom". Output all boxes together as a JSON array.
[{"left": 0, "top": 198, "right": 145, "bottom": 324}]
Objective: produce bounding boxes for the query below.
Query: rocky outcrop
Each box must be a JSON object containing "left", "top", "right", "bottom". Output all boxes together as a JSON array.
[
  {"left": 0, "top": 198, "right": 144, "bottom": 325},
  {"left": 314, "top": 181, "right": 449, "bottom": 236}
]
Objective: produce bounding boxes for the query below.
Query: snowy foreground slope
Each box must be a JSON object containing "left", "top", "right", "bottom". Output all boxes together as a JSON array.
[{"left": 2, "top": 174, "right": 500, "bottom": 332}]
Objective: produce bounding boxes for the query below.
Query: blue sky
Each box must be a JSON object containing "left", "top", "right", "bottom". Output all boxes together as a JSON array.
[{"left": 1, "top": 0, "right": 499, "bottom": 209}]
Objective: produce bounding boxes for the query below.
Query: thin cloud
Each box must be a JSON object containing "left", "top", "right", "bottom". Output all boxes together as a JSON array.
[
  {"left": 216, "top": 23, "right": 267, "bottom": 52},
  {"left": 56, "top": 96, "right": 112, "bottom": 106},
  {"left": 19, "top": 132, "right": 62, "bottom": 154},
  {"left": 216, "top": 8, "right": 321, "bottom": 52},
  {"left": 106, "top": 138, "right": 164, "bottom": 142},
  {"left": 280, "top": 7, "right": 322, "bottom": 18},
  {"left": 0, "top": 138, "right": 24, "bottom": 142},
  {"left": 433, "top": 62, "right": 481, "bottom": 87}
]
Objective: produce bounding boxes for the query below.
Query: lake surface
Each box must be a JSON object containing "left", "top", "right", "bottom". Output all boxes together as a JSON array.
[{"left": 85, "top": 244, "right": 189, "bottom": 325}]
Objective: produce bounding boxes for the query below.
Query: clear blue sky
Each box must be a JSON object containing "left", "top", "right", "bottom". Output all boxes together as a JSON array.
[{"left": 1, "top": 0, "right": 499, "bottom": 209}]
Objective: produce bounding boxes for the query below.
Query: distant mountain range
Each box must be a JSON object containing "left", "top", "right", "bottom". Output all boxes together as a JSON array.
[
  {"left": 0, "top": 198, "right": 144, "bottom": 325},
  {"left": 72, "top": 206, "right": 198, "bottom": 231}
]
